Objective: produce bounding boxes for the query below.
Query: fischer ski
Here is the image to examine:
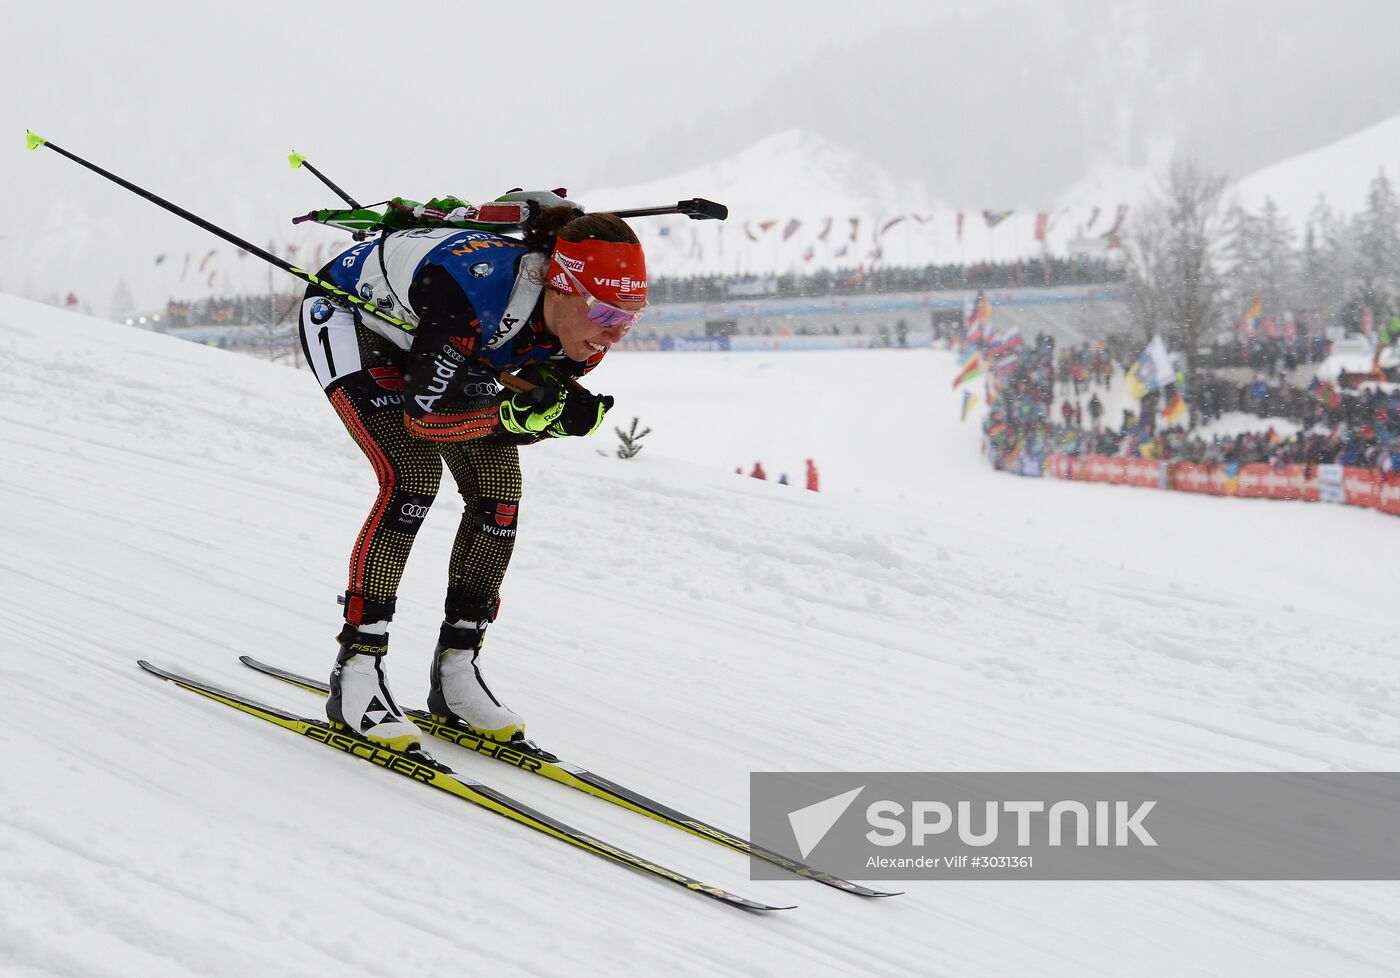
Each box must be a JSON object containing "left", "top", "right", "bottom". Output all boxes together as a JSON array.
[
  {"left": 240, "top": 656, "right": 900, "bottom": 899},
  {"left": 137, "top": 660, "right": 791, "bottom": 913}
]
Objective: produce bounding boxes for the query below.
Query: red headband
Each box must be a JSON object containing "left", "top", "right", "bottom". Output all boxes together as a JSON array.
[{"left": 547, "top": 238, "right": 647, "bottom": 306}]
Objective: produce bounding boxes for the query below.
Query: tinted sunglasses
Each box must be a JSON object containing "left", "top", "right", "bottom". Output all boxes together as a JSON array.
[{"left": 558, "top": 263, "right": 646, "bottom": 329}]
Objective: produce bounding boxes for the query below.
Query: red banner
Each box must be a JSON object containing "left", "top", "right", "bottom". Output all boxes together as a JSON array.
[
  {"left": 1377, "top": 477, "right": 1400, "bottom": 516},
  {"left": 1073, "top": 455, "right": 1163, "bottom": 487},
  {"left": 1342, "top": 468, "right": 1380, "bottom": 510},
  {"left": 1001, "top": 456, "right": 1398, "bottom": 517},
  {"left": 1171, "top": 463, "right": 1224, "bottom": 495},
  {"left": 1234, "top": 464, "right": 1319, "bottom": 502}
]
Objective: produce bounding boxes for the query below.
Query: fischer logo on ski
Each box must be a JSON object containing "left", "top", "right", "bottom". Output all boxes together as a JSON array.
[
  {"left": 239, "top": 656, "right": 901, "bottom": 899},
  {"left": 136, "top": 659, "right": 791, "bottom": 913}
]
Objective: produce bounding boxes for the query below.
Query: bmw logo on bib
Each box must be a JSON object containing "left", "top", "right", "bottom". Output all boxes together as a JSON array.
[
  {"left": 470, "top": 262, "right": 493, "bottom": 278},
  {"left": 309, "top": 298, "right": 334, "bottom": 324},
  {"left": 359, "top": 283, "right": 374, "bottom": 299}
]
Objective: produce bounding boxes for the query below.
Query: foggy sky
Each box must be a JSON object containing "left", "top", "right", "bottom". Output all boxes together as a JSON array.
[
  {"left": 4, "top": 0, "right": 1399, "bottom": 307},
  {"left": 601, "top": 0, "right": 1400, "bottom": 206}
]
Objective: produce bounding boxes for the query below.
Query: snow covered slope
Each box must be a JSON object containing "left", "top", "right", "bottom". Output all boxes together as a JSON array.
[
  {"left": 1230, "top": 112, "right": 1400, "bottom": 229},
  {"left": 1, "top": 296, "right": 1397, "bottom": 977},
  {"left": 583, "top": 130, "right": 1133, "bottom": 275}
]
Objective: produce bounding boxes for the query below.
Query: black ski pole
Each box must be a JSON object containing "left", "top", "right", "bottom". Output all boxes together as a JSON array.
[
  {"left": 26, "top": 130, "right": 547, "bottom": 394},
  {"left": 287, "top": 151, "right": 362, "bottom": 208},
  {"left": 25, "top": 130, "right": 411, "bottom": 334},
  {"left": 283, "top": 152, "right": 727, "bottom": 225}
]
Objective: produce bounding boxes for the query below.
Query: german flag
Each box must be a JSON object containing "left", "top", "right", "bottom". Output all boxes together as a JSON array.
[{"left": 1163, "top": 389, "right": 1186, "bottom": 425}]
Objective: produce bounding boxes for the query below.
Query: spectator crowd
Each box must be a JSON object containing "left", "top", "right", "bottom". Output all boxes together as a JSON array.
[{"left": 985, "top": 335, "right": 1400, "bottom": 477}]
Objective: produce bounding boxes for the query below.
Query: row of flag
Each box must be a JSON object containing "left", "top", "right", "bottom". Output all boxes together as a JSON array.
[
  {"left": 957, "top": 313, "right": 1188, "bottom": 427},
  {"left": 953, "top": 292, "right": 1025, "bottom": 409},
  {"left": 734, "top": 203, "right": 1131, "bottom": 253},
  {"left": 1238, "top": 296, "right": 1307, "bottom": 342}
]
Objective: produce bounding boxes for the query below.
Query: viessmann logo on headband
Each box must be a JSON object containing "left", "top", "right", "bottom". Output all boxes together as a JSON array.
[
  {"left": 549, "top": 238, "right": 647, "bottom": 305},
  {"left": 593, "top": 276, "right": 647, "bottom": 292}
]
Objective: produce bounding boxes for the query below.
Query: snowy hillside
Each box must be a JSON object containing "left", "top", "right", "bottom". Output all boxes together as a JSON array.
[
  {"left": 18, "top": 109, "right": 1400, "bottom": 318},
  {"left": 2, "top": 295, "right": 1398, "bottom": 977},
  {"left": 585, "top": 110, "right": 1400, "bottom": 276},
  {"left": 1230, "top": 112, "right": 1400, "bottom": 229},
  {"left": 584, "top": 129, "right": 1131, "bottom": 275}
]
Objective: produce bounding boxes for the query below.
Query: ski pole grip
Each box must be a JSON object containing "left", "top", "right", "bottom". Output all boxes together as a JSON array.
[{"left": 493, "top": 369, "right": 587, "bottom": 396}]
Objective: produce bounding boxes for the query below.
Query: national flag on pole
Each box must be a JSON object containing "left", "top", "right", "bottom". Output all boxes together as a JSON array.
[
  {"left": 880, "top": 215, "right": 907, "bottom": 236},
  {"left": 1144, "top": 335, "right": 1174, "bottom": 387},
  {"left": 802, "top": 244, "right": 814, "bottom": 262},
  {"left": 983, "top": 209, "right": 1012, "bottom": 228},
  {"left": 1240, "top": 296, "right": 1263, "bottom": 336},
  {"left": 964, "top": 291, "right": 992, "bottom": 344},
  {"left": 964, "top": 297, "right": 981, "bottom": 344},
  {"left": 961, "top": 389, "right": 978, "bottom": 422},
  {"left": 1125, "top": 360, "right": 1151, "bottom": 400},
  {"left": 987, "top": 326, "right": 1023, "bottom": 358},
  {"left": 1034, "top": 212, "right": 1049, "bottom": 242},
  {"left": 1163, "top": 388, "right": 1186, "bottom": 425},
  {"left": 198, "top": 248, "right": 217, "bottom": 271},
  {"left": 848, "top": 217, "right": 860, "bottom": 241},
  {"left": 817, "top": 217, "right": 833, "bottom": 241},
  {"left": 1126, "top": 335, "right": 1174, "bottom": 398},
  {"left": 956, "top": 212, "right": 965, "bottom": 241},
  {"left": 953, "top": 352, "right": 984, "bottom": 389},
  {"left": 782, "top": 218, "right": 801, "bottom": 241},
  {"left": 154, "top": 254, "right": 167, "bottom": 266}
]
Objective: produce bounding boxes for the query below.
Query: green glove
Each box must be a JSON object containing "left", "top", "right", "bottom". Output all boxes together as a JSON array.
[
  {"left": 499, "top": 385, "right": 567, "bottom": 435},
  {"left": 498, "top": 384, "right": 613, "bottom": 438},
  {"left": 545, "top": 388, "right": 614, "bottom": 438}
]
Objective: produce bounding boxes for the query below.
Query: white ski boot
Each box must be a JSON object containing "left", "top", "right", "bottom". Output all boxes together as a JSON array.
[
  {"left": 326, "top": 623, "right": 423, "bottom": 752},
  {"left": 427, "top": 620, "right": 525, "bottom": 742}
]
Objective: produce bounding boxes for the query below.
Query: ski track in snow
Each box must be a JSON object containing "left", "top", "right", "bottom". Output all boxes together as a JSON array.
[{"left": 1, "top": 295, "right": 1398, "bottom": 977}]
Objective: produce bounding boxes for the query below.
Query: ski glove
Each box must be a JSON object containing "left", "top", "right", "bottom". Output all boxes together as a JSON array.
[{"left": 499, "top": 384, "right": 613, "bottom": 438}]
